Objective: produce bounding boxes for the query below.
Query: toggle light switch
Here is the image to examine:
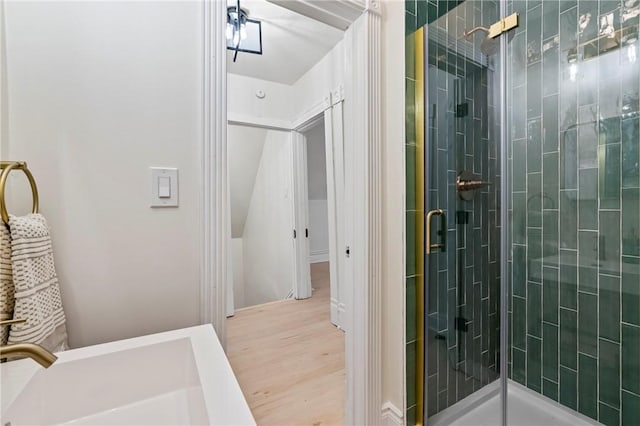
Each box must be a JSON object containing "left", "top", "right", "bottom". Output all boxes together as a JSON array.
[
  {"left": 150, "top": 167, "right": 178, "bottom": 207},
  {"left": 158, "top": 176, "right": 171, "bottom": 198}
]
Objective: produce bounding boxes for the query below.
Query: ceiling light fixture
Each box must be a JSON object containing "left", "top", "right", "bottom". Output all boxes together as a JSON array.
[
  {"left": 227, "top": 0, "right": 262, "bottom": 63},
  {"left": 227, "top": 5, "right": 247, "bottom": 46}
]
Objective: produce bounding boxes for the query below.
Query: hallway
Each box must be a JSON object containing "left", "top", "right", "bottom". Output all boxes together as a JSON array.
[{"left": 226, "top": 262, "right": 344, "bottom": 425}]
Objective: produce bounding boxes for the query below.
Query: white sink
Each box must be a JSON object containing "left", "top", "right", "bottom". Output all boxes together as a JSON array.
[{"left": 1, "top": 325, "right": 255, "bottom": 426}]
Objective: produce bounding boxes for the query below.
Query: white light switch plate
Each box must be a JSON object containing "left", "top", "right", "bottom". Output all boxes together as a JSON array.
[{"left": 150, "top": 167, "right": 178, "bottom": 207}]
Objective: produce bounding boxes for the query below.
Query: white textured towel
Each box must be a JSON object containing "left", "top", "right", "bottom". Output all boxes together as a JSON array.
[
  {"left": 7, "top": 214, "right": 68, "bottom": 352},
  {"left": 0, "top": 225, "right": 14, "bottom": 345}
]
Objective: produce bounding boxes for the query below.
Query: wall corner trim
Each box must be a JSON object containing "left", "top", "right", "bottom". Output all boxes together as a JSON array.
[
  {"left": 365, "top": 0, "right": 381, "bottom": 15},
  {"left": 381, "top": 401, "right": 404, "bottom": 426},
  {"left": 201, "top": 0, "right": 228, "bottom": 344},
  {"left": 344, "top": 6, "right": 383, "bottom": 426}
]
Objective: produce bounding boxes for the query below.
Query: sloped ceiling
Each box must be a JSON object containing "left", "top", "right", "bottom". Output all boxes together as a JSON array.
[
  {"left": 229, "top": 124, "right": 268, "bottom": 238},
  {"left": 266, "top": 0, "right": 364, "bottom": 30},
  {"left": 226, "top": 0, "right": 343, "bottom": 85}
]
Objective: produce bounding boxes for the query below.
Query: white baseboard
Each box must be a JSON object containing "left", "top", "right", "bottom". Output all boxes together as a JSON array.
[
  {"left": 337, "top": 302, "right": 346, "bottom": 331},
  {"left": 309, "top": 250, "right": 329, "bottom": 263},
  {"left": 381, "top": 401, "right": 403, "bottom": 426}
]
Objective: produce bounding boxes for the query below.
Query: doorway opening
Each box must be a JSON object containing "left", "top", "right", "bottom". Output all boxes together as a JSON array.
[
  {"left": 227, "top": 124, "right": 294, "bottom": 310},
  {"left": 302, "top": 119, "right": 334, "bottom": 324},
  {"left": 224, "top": 0, "right": 346, "bottom": 423},
  {"left": 305, "top": 120, "right": 330, "bottom": 267}
]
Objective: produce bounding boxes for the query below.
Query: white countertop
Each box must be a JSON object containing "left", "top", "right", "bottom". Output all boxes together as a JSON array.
[{"left": 1, "top": 325, "right": 255, "bottom": 426}]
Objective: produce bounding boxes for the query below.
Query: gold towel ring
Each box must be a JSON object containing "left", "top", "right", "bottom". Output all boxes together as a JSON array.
[{"left": 0, "top": 162, "right": 39, "bottom": 225}]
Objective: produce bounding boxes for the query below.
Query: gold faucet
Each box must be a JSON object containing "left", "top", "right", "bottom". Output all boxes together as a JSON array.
[{"left": 0, "top": 319, "right": 58, "bottom": 368}]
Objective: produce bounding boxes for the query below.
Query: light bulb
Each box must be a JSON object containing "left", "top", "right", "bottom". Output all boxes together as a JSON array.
[
  {"left": 569, "top": 63, "right": 578, "bottom": 82},
  {"left": 232, "top": 30, "right": 240, "bottom": 46},
  {"left": 240, "top": 24, "right": 247, "bottom": 40},
  {"left": 226, "top": 23, "right": 233, "bottom": 40},
  {"left": 628, "top": 44, "right": 637, "bottom": 63}
]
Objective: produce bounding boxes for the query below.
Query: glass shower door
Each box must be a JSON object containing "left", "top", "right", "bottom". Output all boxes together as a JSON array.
[{"left": 419, "top": 2, "right": 506, "bottom": 423}]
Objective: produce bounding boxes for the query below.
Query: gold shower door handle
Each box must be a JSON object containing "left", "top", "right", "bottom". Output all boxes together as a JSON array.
[{"left": 425, "top": 209, "right": 445, "bottom": 254}]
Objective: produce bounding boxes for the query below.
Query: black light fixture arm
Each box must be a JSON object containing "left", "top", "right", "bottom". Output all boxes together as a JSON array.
[{"left": 233, "top": 0, "right": 241, "bottom": 62}]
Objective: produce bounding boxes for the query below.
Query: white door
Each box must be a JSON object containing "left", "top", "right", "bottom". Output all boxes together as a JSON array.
[
  {"left": 325, "top": 104, "right": 347, "bottom": 329},
  {"left": 292, "top": 131, "right": 312, "bottom": 299}
]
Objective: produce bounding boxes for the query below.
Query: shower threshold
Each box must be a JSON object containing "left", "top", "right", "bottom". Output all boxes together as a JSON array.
[{"left": 429, "top": 380, "right": 600, "bottom": 426}]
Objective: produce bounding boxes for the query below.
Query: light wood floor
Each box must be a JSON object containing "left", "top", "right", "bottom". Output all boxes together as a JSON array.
[{"left": 226, "top": 262, "right": 345, "bottom": 426}]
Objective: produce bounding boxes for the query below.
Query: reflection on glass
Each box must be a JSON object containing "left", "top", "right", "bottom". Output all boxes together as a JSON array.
[
  {"left": 423, "top": 0, "right": 502, "bottom": 420},
  {"left": 509, "top": 0, "right": 640, "bottom": 424}
]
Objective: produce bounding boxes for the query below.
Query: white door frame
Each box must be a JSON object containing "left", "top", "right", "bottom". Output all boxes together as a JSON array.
[
  {"left": 341, "top": 8, "right": 382, "bottom": 423},
  {"left": 291, "top": 94, "right": 346, "bottom": 331},
  {"left": 291, "top": 115, "right": 321, "bottom": 301},
  {"left": 201, "top": 0, "right": 228, "bottom": 346},
  {"left": 297, "top": 92, "right": 347, "bottom": 328},
  {"left": 201, "top": 0, "right": 383, "bottom": 423}
]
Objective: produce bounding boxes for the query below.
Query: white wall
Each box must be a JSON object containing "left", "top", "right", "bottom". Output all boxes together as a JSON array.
[
  {"left": 308, "top": 200, "right": 329, "bottom": 263},
  {"left": 227, "top": 35, "right": 344, "bottom": 129},
  {"left": 242, "top": 129, "right": 295, "bottom": 307},
  {"left": 2, "top": 1, "right": 202, "bottom": 348},
  {"left": 227, "top": 73, "right": 293, "bottom": 127},
  {"left": 381, "top": 0, "right": 405, "bottom": 415},
  {"left": 306, "top": 122, "right": 328, "bottom": 200},
  {"left": 292, "top": 39, "right": 344, "bottom": 117},
  {"left": 231, "top": 238, "right": 246, "bottom": 310},
  {"left": 0, "top": 0, "right": 7, "bottom": 158},
  {"left": 228, "top": 124, "right": 267, "bottom": 238}
]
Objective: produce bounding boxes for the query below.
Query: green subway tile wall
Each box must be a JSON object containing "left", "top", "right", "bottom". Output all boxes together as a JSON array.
[
  {"left": 406, "top": 1, "right": 465, "bottom": 37},
  {"left": 506, "top": 0, "right": 640, "bottom": 425}
]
